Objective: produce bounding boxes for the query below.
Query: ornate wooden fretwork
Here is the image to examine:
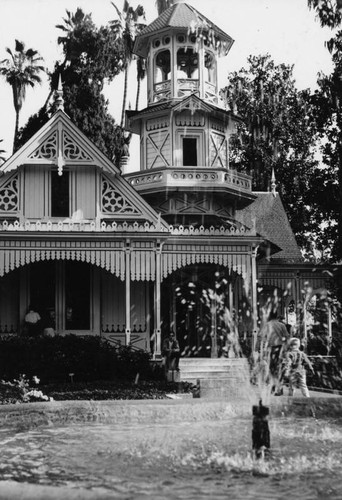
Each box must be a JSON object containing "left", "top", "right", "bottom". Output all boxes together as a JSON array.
[
  {"left": 0, "top": 174, "right": 18, "bottom": 212},
  {"left": 102, "top": 178, "right": 140, "bottom": 215},
  {"left": 211, "top": 119, "right": 225, "bottom": 133},
  {"left": 170, "top": 224, "right": 252, "bottom": 236},
  {"left": 175, "top": 111, "right": 205, "bottom": 127},
  {"left": 0, "top": 239, "right": 159, "bottom": 282},
  {"left": 29, "top": 131, "right": 57, "bottom": 160},
  {"left": 63, "top": 132, "right": 92, "bottom": 161},
  {"left": 146, "top": 116, "right": 169, "bottom": 130},
  {"left": 0, "top": 219, "right": 165, "bottom": 233},
  {"left": 161, "top": 244, "right": 251, "bottom": 283}
]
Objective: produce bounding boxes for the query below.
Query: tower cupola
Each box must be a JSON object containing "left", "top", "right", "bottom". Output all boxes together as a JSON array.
[
  {"left": 133, "top": 1, "right": 234, "bottom": 106},
  {"left": 125, "top": 1, "right": 255, "bottom": 225}
]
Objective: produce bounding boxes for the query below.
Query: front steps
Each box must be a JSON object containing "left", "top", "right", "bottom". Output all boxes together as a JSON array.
[{"left": 177, "top": 357, "right": 251, "bottom": 399}]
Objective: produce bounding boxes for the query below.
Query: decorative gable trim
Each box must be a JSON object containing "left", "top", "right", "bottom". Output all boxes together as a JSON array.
[
  {"left": 102, "top": 176, "right": 141, "bottom": 216},
  {"left": 1, "top": 110, "right": 117, "bottom": 175},
  {"left": 101, "top": 173, "right": 170, "bottom": 230},
  {"left": 63, "top": 131, "right": 93, "bottom": 161},
  {"left": 29, "top": 131, "right": 57, "bottom": 160},
  {"left": 0, "top": 172, "right": 19, "bottom": 215},
  {"left": 173, "top": 94, "right": 214, "bottom": 114}
]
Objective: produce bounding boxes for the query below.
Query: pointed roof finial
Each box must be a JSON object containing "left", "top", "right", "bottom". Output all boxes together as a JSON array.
[
  {"left": 271, "top": 167, "right": 277, "bottom": 196},
  {"left": 55, "top": 73, "right": 65, "bottom": 111}
]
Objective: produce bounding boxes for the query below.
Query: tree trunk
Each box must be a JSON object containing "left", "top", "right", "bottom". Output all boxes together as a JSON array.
[
  {"left": 135, "top": 75, "right": 141, "bottom": 111},
  {"left": 120, "top": 66, "right": 129, "bottom": 128},
  {"left": 335, "top": 134, "right": 342, "bottom": 261},
  {"left": 13, "top": 110, "right": 20, "bottom": 154}
]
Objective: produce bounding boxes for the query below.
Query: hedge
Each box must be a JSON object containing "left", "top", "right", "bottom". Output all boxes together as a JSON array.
[{"left": 0, "top": 335, "right": 161, "bottom": 384}]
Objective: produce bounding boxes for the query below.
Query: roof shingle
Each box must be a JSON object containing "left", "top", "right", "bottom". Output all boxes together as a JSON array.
[{"left": 235, "top": 192, "right": 303, "bottom": 264}]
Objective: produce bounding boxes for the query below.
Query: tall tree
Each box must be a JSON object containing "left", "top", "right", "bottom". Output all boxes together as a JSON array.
[
  {"left": 110, "top": 1, "right": 146, "bottom": 127},
  {"left": 220, "top": 54, "right": 321, "bottom": 256},
  {"left": 307, "top": 0, "right": 342, "bottom": 261},
  {"left": 155, "top": 0, "right": 173, "bottom": 15},
  {"left": 135, "top": 54, "right": 146, "bottom": 111},
  {"left": 0, "top": 40, "right": 45, "bottom": 153},
  {"left": 17, "top": 9, "right": 126, "bottom": 166}
]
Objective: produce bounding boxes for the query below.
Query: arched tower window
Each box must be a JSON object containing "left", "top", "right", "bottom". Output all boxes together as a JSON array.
[
  {"left": 154, "top": 49, "right": 171, "bottom": 83},
  {"left": 205, "top": 50, "right": 216, "bottom": 84},
  {"left": 177, "top": 48, "right": 199, "bottom": 80}
]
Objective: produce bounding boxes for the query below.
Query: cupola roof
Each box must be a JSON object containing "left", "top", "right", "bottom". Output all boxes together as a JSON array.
[{"left": 133, "top": 2, "right": 234, "bottom": 58}]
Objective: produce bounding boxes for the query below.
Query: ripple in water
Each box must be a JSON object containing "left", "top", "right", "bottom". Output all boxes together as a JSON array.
[{"left": 0, "top": 417, "right": 341, "bottom": 499}]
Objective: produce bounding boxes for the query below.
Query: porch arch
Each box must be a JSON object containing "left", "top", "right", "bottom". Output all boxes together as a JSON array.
[
  {"left": 161, "top": 245, "right": 252, "bottom": 285},
  {"left": 0, "top": 241, "right": 157, "bottom": 281}
]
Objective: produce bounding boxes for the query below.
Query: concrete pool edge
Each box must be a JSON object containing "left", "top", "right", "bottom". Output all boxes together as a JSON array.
[{"left": 0, "top": 393, "right": 341, "bottom": 429}]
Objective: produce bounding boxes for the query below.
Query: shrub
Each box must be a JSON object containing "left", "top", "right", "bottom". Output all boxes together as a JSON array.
[{"left": 0, "top": 335, "right": 157, "bottom": 384}]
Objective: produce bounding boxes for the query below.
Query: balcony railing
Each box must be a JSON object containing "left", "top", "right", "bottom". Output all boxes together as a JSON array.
[{"left": 126, "top": 167, "right": 252, "bottom": 194}]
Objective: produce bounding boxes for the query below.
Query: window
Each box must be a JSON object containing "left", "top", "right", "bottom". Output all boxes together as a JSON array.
[
  {"left": 183, "top": 138, "right": 197, "bottom": 166},
  {"left": 205, "top": 51, "right": 216, "bottom": 84},
  {"left": 177, "top": 48, "right": 198, "bottom": 79},
  {"left": 51, "top": 170, "right": 69, "bottom": 217},
  {"left": 154, "top": 49, "right": 171, "bottom": 83}
]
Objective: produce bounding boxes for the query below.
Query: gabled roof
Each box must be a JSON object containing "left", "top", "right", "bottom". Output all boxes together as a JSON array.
[
  {"left": 134, "top": 2, "right": 234, "bottom": 58},
  {"left": 0, "top": 110, "right": 118, "bottom": 175},
  {"left": 0, "top": 109, "right": 169, "bottom": 231},
  {"left": 235, "top": 192, "right": 303, "bottom": 264}
]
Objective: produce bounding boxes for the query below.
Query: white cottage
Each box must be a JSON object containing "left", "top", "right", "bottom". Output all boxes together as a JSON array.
[{"left": 0, "top": 1, "right": 334, "bottom": 361}]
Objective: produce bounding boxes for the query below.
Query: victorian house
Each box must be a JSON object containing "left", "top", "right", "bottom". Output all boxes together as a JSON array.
[{"left": 0, "top": 1, "right": 334, "bottom": 361}]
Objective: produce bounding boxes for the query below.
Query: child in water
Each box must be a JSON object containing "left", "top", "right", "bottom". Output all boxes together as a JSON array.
[{"left": 284, "top": 337, "right": 314, "bottom": 397}]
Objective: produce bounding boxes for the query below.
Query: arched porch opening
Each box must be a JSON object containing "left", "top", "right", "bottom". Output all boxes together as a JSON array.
[
  {"left": 161, "top": 264, "right": 252, "bottom": 358},
  {"left": 0, "top": 260, "right": 154, "bottom": 352}
]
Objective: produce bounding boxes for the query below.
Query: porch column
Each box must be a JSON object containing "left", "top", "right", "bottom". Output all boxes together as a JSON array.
[
  {"left": 153, "top": 241, "right": 162, "bottom": 357},
  {"left": 228, "top": 280, "right": 234, "bottom": 312},
  {"left": 303, "top": 303, "right": 308, "bottom": 351},
  {"left": 328, "top": 303, "right": 332, "bottom": 355},
  {"left": 125, "top": 241, "right": 131, "bottom": 346},
  {"left": 251, "top": 245, "right": 258, "bottom": 353}
]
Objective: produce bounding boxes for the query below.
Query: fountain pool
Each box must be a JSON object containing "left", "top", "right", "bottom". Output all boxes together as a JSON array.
[{"left": 0, "top": 402, "right": 341, "bottom": 499}]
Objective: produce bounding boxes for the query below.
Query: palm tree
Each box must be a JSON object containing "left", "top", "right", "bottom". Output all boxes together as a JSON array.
[
  {"left": 135, "top": 56, "right": 146, "bottom": 110},
  {"left": 155, "top": 0, "right": 173, "bottom": 15},
  {"left": 0, "top": 40, "right": 45, "bottom": 152},
  {"left": 0, "top": 139, "right": 6, "bottom": 164},
  {"left": 110, "top": 1, "right": 146, "bottom": 127},
  {"left": 56, "top": 8, "right": 93, "bottom": 65}
]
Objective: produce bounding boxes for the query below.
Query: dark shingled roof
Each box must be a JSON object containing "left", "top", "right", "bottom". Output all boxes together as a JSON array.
[
  {"left": 134, "top": 2, "right": 234, "bottom": 57},
  {"left": 235, "top": 192, "right": 303, "bottom": 264}
]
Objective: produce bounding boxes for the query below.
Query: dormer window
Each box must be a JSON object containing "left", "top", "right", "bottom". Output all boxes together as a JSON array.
[{"left": 51, "top": 170, "right": 69, "bottom": 217}]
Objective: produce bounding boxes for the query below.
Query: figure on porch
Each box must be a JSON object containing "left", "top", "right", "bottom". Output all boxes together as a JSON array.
[
  {"left": 162, "top": 331, "right": 180, "bottom": 372},
  {"left": 42, "top": 308, "right": 56, "bottom": 337},
  {"left": 24, "top": 305, "right": 41, "bottom": 337}
]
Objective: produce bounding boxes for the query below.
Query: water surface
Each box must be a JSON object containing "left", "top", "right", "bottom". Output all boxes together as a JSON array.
[{"left": 0, "top": 417, "right": 341, "bottom": 499}]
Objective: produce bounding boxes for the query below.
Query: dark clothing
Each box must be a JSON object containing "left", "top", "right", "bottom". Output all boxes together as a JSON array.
[
  {"left": 255, "top": 320, "right": 290, "bottom": 393},
  {"left": 162, "top": 336, "right": 180, "bottom": 370},
  {"left": 257, "top": 320, "right": 289, "bottom": 351}
]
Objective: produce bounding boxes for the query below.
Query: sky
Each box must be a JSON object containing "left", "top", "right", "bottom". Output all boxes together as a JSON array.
[{"left": 0, "top": 0, "right": 335, "bottom": 162}]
